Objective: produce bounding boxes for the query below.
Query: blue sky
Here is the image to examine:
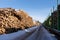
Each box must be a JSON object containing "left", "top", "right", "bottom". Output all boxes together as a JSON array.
[{"left": 0, "top": 0, "right": 60, "bottom": 23}]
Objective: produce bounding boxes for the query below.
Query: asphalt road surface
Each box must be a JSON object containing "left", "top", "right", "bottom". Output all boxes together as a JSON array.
[{"left": 0, "top": 25, "right": 57, "bottom": 40}]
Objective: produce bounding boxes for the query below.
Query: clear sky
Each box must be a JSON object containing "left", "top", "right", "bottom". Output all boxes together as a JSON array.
[{"left": 0, "top": 0, "right": 60, "bottom": 23}]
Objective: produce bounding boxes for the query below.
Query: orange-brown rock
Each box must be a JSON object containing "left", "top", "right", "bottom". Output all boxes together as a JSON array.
[
  {"left": 0, "top": 27, "right": 5, "bottom": 34},
  {"left": 0, "top": 8, "right": 34, "bottom": 34},
  {"left": 17, "top": 10, "right": 34, "bottom": 28}
]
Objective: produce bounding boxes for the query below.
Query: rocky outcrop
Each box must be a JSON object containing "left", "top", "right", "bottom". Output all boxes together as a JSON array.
[
  {"left": 16, "top": 10, "right": 34, "bottom": 29},
  {"left": 0, "top": 8, "right": 34, "bottom": 34}
]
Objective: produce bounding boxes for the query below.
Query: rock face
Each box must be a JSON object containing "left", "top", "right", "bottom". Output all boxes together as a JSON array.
[
  {"left": 0, "top": 8, "right": 34, "bottom": 34},
  {"left": 17, "top": 10, "right": 34, "bottom": 29}
]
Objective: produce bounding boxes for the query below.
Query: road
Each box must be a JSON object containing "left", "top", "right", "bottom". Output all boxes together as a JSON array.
[{"left": 0, "top": 25, "right": 57, "bottom": 40}]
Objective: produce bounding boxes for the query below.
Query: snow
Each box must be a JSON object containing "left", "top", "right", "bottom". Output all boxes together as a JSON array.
[{"left": 0, "top": 26, "right": 57, "bottom": 40}]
